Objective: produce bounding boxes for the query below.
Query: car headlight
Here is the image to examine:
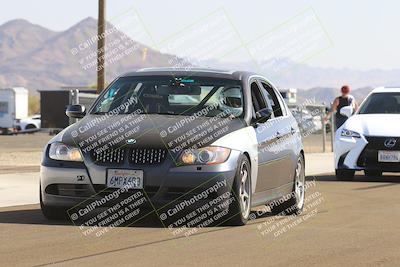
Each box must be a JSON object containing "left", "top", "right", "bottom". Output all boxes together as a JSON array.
[
  {"left": 341, "top": 129, "right": 361, "bottom": 138},
  {"left": 48, "top": 142, "right": 83, "bottom": 162},
  {"left": 179, "top": 147, "right": 231, "bottom": 165}
]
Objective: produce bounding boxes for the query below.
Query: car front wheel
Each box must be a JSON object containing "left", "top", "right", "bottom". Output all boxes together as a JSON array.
[
  {"left": 40, "top": 186, "right": 68, "bottom": 220},
  {"left": 227, "top": 155, "right": 251, "bottom": 226}
]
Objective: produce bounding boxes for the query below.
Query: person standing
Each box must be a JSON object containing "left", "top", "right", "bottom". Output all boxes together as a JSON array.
[{"left": 324, "top": 85, "right": 358, "bottom": 130}]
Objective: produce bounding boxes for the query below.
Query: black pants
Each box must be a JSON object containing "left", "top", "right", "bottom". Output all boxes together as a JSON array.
[{"left": 335, "top": 117, "right": 347, "bottom": 131}]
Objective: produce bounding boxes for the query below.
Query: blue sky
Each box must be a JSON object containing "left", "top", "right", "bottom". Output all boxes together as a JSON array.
[{"left": 0, "top": 0, "right": 398, "bottom": 70}]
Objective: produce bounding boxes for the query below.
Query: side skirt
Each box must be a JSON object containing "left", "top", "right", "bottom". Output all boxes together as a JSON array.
[{"left": 251, "top": 182, "right": 293, "bottom": 207}]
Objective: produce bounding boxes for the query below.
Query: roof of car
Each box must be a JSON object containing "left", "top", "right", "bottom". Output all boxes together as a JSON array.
[
  {"left": 372, "top": 87, "right": 400, "bottom": 93},
  {"left": 121, "top": 67, "right": 258, "bottom": 80}
]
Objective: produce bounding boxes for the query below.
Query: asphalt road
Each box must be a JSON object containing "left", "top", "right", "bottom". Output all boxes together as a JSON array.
[{"left": 1, "top": 172, "right": 399, "bottom": 267}]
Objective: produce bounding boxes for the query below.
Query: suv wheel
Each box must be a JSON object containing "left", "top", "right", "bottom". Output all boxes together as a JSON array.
[
  {"left": 335, "top": 169, "right": 355, "bottom": 181},
  {"left": 364, "top": 170, "right": 382, "bottom": 177}
]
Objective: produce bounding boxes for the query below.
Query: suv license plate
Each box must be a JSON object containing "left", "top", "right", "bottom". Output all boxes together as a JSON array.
[{"left": 378, "top": 151, "right": 400, "bottom": 163}]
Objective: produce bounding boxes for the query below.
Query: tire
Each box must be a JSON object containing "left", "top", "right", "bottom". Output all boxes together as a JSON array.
[
  {"left": 1, "top": 128, "right": 10, "bottom": 135},
  {"left": 364, "top": 170, "right": 382, "bottom": 177},
  {"left": 227, "top": 155, "right": 252, "bottom": 226},
  {"left": 40, "top": 186, "right": 68, "bottom": 220},
  {"left": 270, "top": 154, "right": 305, "bottom": 215},
  {"left": 335, "top": 169, "right": 355, "bottom": 181},
  {"left": 25, "top": 124, "right": 37, "bottom": 134}
]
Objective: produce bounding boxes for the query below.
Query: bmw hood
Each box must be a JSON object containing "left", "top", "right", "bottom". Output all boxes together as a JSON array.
[
  {"left": 343, "top": 114, "right": 400, "bottom": 137},
  {"left": 62, "top": 114, "right": 246, "bottom": 155}
]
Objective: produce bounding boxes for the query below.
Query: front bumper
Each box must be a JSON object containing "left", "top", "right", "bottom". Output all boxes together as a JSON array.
[
  {"left": 40, "top": 150, "right": 241, "bottom": 209},
  {"left": 335, "top": 135, "right": 400, "bottom": 172}
]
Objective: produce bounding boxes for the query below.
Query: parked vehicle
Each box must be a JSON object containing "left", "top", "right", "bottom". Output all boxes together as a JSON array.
[
  {"left": 40, "top": 68, "right": 305, "bottom": 225},
  {"left": 291, "top": 108, "right": 322, "bottom": 133},
  {"left": 15, "top": 115, "right": 41, "bottom": 133},
  {"left": 334, "top": 87, "right": 400, "bottom": 180},
  {"left": 0, "top": 87, "right": 28, "bottom": 134}
]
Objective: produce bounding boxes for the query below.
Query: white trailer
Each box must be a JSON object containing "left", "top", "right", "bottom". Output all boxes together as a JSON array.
[{"left": 0, "top": 87, "right": 28, "bottom": 134}]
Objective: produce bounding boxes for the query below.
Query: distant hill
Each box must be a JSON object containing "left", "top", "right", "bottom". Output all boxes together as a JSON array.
[
  {"left": 0, "top": 19, "right": 57, "bottom": 61},
  {"left": 0, "top": 18, "right": 400, "bottom": 97},
  {"left": 0, "top": 18, "right": 180, "bottom": 92},
  {"left": 296, "top": 87, "right": 373, "bottom": 105},
  {"left": 208, "top": 58, "right": 400, "bottom": 90}
]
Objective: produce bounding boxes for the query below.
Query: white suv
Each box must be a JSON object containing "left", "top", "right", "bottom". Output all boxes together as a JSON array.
[{"left": 334, "top": 87, "right": 400, "bottom": 180}]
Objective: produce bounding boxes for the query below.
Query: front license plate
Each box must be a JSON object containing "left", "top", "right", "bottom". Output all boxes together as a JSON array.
[
  {"left": 107, "top": 169, "right": 143, "bottom": 189},
  {"left": 378, "top": 151, "right": 400, "bottom": 162}
]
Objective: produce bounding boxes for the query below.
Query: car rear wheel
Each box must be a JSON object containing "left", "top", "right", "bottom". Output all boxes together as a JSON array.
[
  {"left": 25, "top": 124, "right": 37, "bottom": 134},
  {"left": 364, "top": 170, "right": 382, "bottom": 177},
  {"left": 335, "top": 169, "right": 355, "bottom": 181},
  {"left": 227, "top": 155, "right": 251, "bottom": 226},
  {"left": 270, "top": 154, "right": 305, "bottom": 215},
  {"left": 25, "top": 124, "right": 37, "bottom": 130}
]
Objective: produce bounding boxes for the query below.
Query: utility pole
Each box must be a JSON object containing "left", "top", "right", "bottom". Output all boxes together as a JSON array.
[{"left": 97, "top": 0, "right": 106, "bottom": 94}]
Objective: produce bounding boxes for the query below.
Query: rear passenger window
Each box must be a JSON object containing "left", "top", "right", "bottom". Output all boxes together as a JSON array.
[
  {"left": 261, "top": 82, "right": 284, "bottom": 117},
  {"left": 250, "top": 82, "right": 266, "bottom": 113}
]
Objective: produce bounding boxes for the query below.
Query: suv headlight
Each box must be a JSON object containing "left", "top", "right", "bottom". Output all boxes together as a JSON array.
[
  {"left": 341, "top": 129, "right": 361, "bottom": 138},
  {"left": 49, "top": 142, "right": 83, "bottom": 162},
  {"left": 179, "top": 147, "right": 230, "bottom": 165}
]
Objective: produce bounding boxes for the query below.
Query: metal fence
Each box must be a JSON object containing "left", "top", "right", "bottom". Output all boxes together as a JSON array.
[{"left": 288, "top": 104, "right": 335, "bottom": 153}]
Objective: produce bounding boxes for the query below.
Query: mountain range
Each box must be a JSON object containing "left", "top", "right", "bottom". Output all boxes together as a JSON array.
[
  {"left": 296, "top": 86, "right": 373, "bottom": 105},
  {"left": 0, "top": 18, "right": 178, "bottom": 92},
  {"left": 0, "top": 18, "right": 398, "bottom": 104}
]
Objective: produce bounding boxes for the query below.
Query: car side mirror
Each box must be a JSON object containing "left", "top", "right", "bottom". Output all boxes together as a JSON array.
[
  {"left": 340, "top": 106, "right": 353, "bottom": 118},
  {"left": 254, "top": 107, "right": 273, "bottom": 124},
  {"left": 66, "top": 104, "right": 86, "bottom": 118}
]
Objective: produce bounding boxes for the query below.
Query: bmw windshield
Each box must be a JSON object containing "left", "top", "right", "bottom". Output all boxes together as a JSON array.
[
  {"left": 358, "top": 92, "right": 400, "bottom": 114},
  {"left": 91, "top": 76, "right": 244, "bottom": 118}
]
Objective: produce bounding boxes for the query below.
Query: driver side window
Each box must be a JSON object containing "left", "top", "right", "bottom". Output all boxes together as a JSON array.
[
  {"left": 250, "top": 82, "right": 266, "bottom": 113},
  {"left": 261, "top": 82, "right": 284, "bottom": 118}
]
